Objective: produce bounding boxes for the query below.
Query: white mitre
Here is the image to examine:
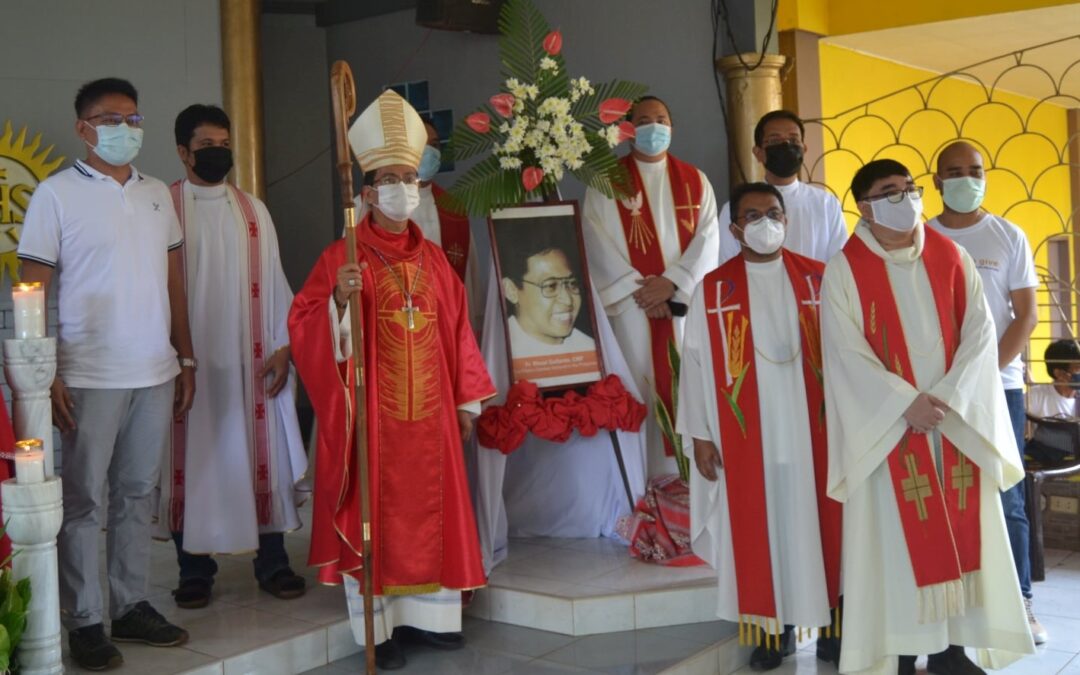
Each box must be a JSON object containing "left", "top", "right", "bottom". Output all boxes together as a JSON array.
[{"left": 348, "top": 89, "right": 426, "bottom": 172}]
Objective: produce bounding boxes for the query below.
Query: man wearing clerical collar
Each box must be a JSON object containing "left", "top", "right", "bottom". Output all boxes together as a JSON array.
[{"left": 821, "top": 159, "right": 1035, "bottom": 674}]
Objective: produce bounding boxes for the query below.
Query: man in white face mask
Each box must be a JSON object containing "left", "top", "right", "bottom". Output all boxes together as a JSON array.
[
  {"left": 822, "top": 159, "right": 1035, "bottom": 674},
  {"left": 288, "top": 89, "right": 495, "bottom": 671},
  {"left": 679, "top": 183, "right": 842, "bottom": 672},
  {"left": 927, "top": 141, "right": 1044, "bottom": 647}
]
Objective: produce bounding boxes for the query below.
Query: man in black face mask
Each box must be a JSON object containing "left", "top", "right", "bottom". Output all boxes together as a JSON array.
[
  {"left": 718, "top": 110, "right": 848, "bottom": 265},
  {"left": 159, "top": 104, "right": 309, "bottom": 609}
]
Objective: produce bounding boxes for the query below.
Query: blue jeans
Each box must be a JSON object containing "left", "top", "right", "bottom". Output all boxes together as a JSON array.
[
  {"left": 172, "top": 531, "right": 292, "bottom": 586},
  {"left": 1003, "top": 388, "right": 1032, "bottom": 599}
]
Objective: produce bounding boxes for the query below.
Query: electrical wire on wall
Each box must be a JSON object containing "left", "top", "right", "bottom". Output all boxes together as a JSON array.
[{"left": 710, "top": 0, "right": 779, "bottom": 185}]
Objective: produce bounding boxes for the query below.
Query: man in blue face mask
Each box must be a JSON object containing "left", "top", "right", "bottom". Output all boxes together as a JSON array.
[
  {"left": 927, "top": 141, "right": 1044, "bottom": 646},
  {"left": 581, "top": 95, "right": 720, "bottom": 479},
  {"left": 18, "top": 77, "right": 195, "bottom": 670}
]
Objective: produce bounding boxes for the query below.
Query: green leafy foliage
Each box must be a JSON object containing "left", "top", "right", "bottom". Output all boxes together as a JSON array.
[
  {"left": 447, "top": 0, "right": 649, "bottom": 216},
  {"left": 0, "top": 529, "right": 30, "bottom": 674},
  {"left": 655, "top": 338, "right": 689, "bottom": 483}
]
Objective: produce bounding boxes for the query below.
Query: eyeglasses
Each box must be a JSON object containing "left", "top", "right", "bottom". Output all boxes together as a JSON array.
[
  {"left": 374, "top": 173, "right": 419, "bottom": 187},
  {"left": 737, "top": 208, "right": 784, "bottom": 223},
  {"left": 866, "top": 186, "right": 924, "bottom": 204},
  {"left": 83, "top": 113, "right": 144, "bottom": 128},
  {"left": 523, "top": 277, "right": 581, "bottom": 298}
]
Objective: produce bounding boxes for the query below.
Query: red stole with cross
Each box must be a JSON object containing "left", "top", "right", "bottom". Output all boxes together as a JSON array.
[
  {"left": 843, "top": 227, "right": 981, "bottom": 596},
  {"left": 167, "top": 180, "right": 274, "bottom": 531},
  {"left": 704, "top": 251, "right": 841, "bottom": 627},
  {"left": 430, "top": 183, "right": 471, "bottom": 283},
  {"left": 615, "top": 154, "right": 702, "bottom": 456}
]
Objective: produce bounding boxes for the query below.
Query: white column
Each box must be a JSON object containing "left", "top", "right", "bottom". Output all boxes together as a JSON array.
[
  {"left": 2, "top": 477, "right": 63, "bottom": 675},
  {"left": 3, "top": 338, "right": 57, "bottom": 475}
]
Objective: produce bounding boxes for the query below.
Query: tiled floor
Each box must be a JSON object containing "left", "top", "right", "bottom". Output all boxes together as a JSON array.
[
  {"left": 307, "top": 546, "right": 1080, "bottom": 674},
  {"left": 63, "top": 505, "right": 1080, "bottom": 674}
]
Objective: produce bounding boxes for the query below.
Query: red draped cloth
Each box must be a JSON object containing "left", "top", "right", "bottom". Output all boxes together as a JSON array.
[{"left": 288, "top": 215, "right": 495, "bottom": 594}]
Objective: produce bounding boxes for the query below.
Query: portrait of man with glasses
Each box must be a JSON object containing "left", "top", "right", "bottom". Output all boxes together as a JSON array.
[{"left": 493, "top": 206, "right": 602, "bottom": 389}]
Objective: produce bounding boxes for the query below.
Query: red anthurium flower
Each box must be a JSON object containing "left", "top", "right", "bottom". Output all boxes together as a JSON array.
[
  {"left": 617, "top": 121, "right": 636, "bottom": 143},
  {"left": 522, "top": 167, "right": 545, "bottom": 192},
  {"left": 489, "top": 94, "right": 515, "bottom": 118},
  {"left": 543, "top": 30, "right": 562, "bottom": 55},
  {"left": 465, "top": 112, "right": 490, "bottom": 134},
  {"left": 599, "top": 98, "right": 632, "bottom": 124}
]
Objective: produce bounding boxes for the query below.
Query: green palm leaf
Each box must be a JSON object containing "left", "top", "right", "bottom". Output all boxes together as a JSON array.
[
  {"left": 446, "top": 103, "right": 498, "bottom": 162},
  {"left": 569, "top": 131, "right": 634, "bottom": 200},
  {"left": 448, "top": 155, "right": 524, "bottom": 216},
  {"left": 497, "top": 0, "right": 549, "bottom": 84}
]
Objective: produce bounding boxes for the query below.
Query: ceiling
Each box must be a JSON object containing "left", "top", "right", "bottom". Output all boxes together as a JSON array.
[{"left": 823, "top": 3, "right": 1080, "bottom": 101}]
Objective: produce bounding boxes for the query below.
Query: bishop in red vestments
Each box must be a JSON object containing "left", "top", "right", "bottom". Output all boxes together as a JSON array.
[{"left": 288, "top": 90, "right": 494, "bottom": 669}]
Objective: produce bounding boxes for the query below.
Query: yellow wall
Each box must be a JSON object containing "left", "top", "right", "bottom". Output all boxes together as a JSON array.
[
  {"left": 779, "top": 0, "right": 1079, "bottom": 35},
  {"left": 817, "top": 42, "right": 1075, "bottom": 381}
]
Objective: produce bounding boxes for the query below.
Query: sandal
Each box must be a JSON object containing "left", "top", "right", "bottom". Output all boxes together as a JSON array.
[
  {"left": 172, "top": 578, "right": 212, "bottom": 609},
  {"left": 258, "top": 568, "right": 306, "bottom": 600}
]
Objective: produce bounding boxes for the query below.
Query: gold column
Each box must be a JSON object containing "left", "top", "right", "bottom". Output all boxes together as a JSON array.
[
  {"left": 715, "top": 53, "right": 787, "bottom": 189},
  {"left": 220, "top": 0, "right": 265, "bottom": 199}
]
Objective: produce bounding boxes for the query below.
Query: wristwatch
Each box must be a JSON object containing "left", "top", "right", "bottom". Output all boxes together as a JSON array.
[{"left": 179, "top": 357, "right": 198, "bottom": 371}]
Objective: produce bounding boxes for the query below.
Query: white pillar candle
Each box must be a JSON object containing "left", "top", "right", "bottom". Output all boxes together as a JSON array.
[
  {"left": 12, "top": 282, "right": 46, "bottom": 340},
  {"left": 14, "top": 439, "right": 45, "bottom": 485}
]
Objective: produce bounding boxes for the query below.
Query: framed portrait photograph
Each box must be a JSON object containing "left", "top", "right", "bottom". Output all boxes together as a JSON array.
[{"left": 489, "top": 202, "right": 604, "bottom": 391}]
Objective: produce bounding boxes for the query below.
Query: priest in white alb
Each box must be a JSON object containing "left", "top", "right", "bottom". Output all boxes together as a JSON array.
[
  {"left": 159, "top": 104, "right": 309, "bottom": 608},
  {"left": 718, "top": 110, "right": 848, "bottom": 264},
  {"left": 822, "top": 159, "right": 1035, "bottom": 675},
  {"left": 679, "top": 183, "right": 841, "bottom": 672},
  {"left": 583, "top": 95, "right": 719, "bottom": 476}
]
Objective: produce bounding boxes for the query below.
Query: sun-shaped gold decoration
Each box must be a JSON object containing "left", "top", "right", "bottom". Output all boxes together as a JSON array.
[{"left": 0, "top": 122, "right": 65, "bottom": 284}]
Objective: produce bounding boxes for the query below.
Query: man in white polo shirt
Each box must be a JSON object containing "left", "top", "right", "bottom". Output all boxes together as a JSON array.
[
  {"left": 718, "top": 110, "right": 848, "bottom": 264},
  {"left": 928, "top": 139, "right": 1045, "bottom": 645},
  {"left": 18, "top": 77, "right": 195, "bottom": 671}
]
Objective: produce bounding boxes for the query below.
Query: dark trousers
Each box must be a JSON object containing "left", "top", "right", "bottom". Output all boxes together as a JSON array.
[{"left": 171, "top": 531, "right": 291, "bottom": 586}]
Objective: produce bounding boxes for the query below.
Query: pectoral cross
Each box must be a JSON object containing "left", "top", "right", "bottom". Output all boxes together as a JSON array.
[
  {"left": 401, "top": 296, "right": 419, "bottom": 332},
  {"left": 901, "top": 454, "right": 933, "bottom": 521},
  {"left": 951, "top": 453, "right": 974, "bottom": 510},
  {"left": 801, "top": 275, "right": 821, "bottom": 311},
  {"left": 706, "top": 279, "right": 741, "bottom": 386},
  {"left": 674, "top": 184, "right": 700, "bottom": 234}
]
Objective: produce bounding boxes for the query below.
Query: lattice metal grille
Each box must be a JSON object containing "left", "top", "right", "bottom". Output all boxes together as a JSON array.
[{"left": 803, "top": 35, "right": 1080, "bottom": 380}]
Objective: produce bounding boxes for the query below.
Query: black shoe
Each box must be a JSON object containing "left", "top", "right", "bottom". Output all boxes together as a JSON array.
[
  {"left": 258, "top": 568, "right": 306, "bottom": 600},
  {"left": 898, "top": 655, "right": 917, "bottom": 675},
  {"left": 393, "top": 625, "right": 466, "bottom": 650},
  {"left": 375, "top": 638, "right": 406, "bottom": 670},
  {"left": 69, "top": 624, "right": 123, "bottom": 671},
  {"left": 172, "top": 578, "right": 212, "bottom": 609},
  {"left": 816, "top": 635, "right": 841, "bottom": 665},
  {"left": 748, "top": 629, "right": 794, "bottom": 671},
  {"left": 111, "top": 601, "right": 189, "bottom": 647},
  {"left": 927, "top": 645, "right": 985, "bottom": 675}
]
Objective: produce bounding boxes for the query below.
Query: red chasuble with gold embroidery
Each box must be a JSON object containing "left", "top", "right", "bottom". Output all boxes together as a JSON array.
[
  {"left": 289, "top": 214, "right": 495, "bottom": 594},
  {"left": 614, "top": 154, "right": 702, "bottom": 457},
  {"left": 703, "top": 251, "right": 841, "bottom": 624},
  {"left": 843, "top": 227, "right": 980, "bottom": 591}
]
